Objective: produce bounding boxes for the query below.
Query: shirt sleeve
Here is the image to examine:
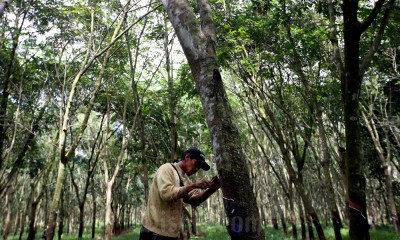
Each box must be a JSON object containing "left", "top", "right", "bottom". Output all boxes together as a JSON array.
[
  {"left": 156, "top": 164, "right": 181, "bottom": 201},
  {"left": 182, "top": 174, "right": 200, "bottom": 198}
]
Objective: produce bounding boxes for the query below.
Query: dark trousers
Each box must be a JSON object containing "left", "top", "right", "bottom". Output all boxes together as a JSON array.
[{"left": 139, "top": 226, "right": 178, "bottom": 240}]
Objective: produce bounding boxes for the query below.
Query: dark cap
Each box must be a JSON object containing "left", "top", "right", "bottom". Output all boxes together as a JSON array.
[{"left": 183, "top": 148, "right": 210, "bottom": 171}]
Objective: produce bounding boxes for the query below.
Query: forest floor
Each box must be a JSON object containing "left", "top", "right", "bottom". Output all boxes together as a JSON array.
[
  {"left": 112, "top": 224, "right": 400, "bottom": 240},
  {"left": 7, "top": 224, "right": 400, "bottom": 239}
]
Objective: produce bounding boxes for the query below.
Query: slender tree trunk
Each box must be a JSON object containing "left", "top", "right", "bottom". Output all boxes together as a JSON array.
[
  {"left": 288, "top": 192, "right": 297, "bottom": 240},
  {"left": 19, "top": 201, "right": 28, "bottom": 240},
  {"left": 27, "top": 201, "right": 39, "bottom": 240},
  {"left": 265, "top": 171, "right": 278, "bottom": 230},
  {"left": 191, "top": 207, "right": 197, "bottom": 235},
  {"left": 47, "top": 161, "right": 66, "bottom": 240},
  {"left": 121, "top": 205, "right": 125, "bottom": 231},
  {"left": 105, "top": 182, "right": 113, "bottom": 240},
  {"left": 275, "top": 195, "right": 287, "bottom": 233},
  {"left": 298, "top": 196, "right": 306, "bottom": 240},
  {"left": 291, "top": 215, "right": 298, "bottom": 240},
  {"left": 91, "top": 178, "right": 96, "bottom": 239},
  {"left": 307, "top": 216, "right": 315, "bottom": 240},
  {"left": 2, "top": 191, "right": 13, "bottom": 240},
  {"left": 13, "top": 210, "right": 20, "bottom": 236},
  {"left": 77, "top": 203, "right": 85, "bottom": 239},
  {"left": 58, "top": 189, "right": 64, "bottom": 240},
  {"left": 300, "top": 215, "right": 306, "bottom": 240}
]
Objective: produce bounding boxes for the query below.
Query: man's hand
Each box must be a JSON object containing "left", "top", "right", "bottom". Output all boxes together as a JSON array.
[
  {"left": 185, "top": 176, "right": 221, "bottom": 206},
  {"left": 192, "top": 176, "right": 220, "bottom": 190},
  {"left": 194, "top": 178, "right": 210, "bottom": 189},
  {"left": 208, "top": 176, "right": 220, "bottom": 190}
]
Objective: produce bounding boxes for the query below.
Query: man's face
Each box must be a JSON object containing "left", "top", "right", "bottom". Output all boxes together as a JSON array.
[{"left": 186, "top": 156, "right": 200, "bottom": 176}]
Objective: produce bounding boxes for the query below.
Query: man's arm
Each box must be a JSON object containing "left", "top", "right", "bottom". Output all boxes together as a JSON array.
[
  {"left": 185, "top": 176, "right": 220, "bottom": 206},
  {"left": 176, "top": 178, "right": 209, "bottom": 199}
]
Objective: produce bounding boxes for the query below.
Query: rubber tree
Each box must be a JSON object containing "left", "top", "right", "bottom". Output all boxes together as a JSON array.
[
  {"left": 328, "top": 0, "right": 396, "bottom": 238},
  {"left": 160, "top": 0, "right": 265, "bottom": 239}
]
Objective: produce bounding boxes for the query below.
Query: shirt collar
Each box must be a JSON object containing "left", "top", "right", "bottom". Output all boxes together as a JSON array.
[{"left": 173, "top": 162, "right": 186, "bottom": 177}]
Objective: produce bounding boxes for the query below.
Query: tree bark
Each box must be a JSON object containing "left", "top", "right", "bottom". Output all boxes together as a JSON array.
[{"left": 160, "top": 0, "right": 264, "bottom": 238}]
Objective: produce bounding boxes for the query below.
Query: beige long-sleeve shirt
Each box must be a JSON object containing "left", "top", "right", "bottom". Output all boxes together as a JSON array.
[{"left": 142, "top": 162, "right": 197, "bottom": 238}]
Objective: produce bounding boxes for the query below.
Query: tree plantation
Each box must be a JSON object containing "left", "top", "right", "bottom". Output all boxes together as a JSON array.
[{"left": 0, "top": 0, "right": 399, "bottom": 239}]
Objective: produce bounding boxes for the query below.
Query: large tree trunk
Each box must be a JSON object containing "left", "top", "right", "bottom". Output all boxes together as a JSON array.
[
  {"left": 160, "top": 0, "right": 264, "bottom": 238},
  {"left": 342, "top": 10, "right": 369, "bottom": 236},
  {"left": 328, "top": 0, "right": 395, "bottom": 238}
]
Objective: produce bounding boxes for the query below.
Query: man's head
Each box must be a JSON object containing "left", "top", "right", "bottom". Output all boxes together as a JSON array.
[{"left": 180, "top": 148, "right": 210, "bottom": 175}]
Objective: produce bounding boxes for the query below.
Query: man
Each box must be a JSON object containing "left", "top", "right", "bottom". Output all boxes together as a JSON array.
[{"left": 140, "top": 148, "right": 220, "bottom": 240}]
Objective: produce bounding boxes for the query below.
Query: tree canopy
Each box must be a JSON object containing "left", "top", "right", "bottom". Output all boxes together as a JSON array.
[{"left": 0, "top": 0, "right": 399, "bottom": 239}]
